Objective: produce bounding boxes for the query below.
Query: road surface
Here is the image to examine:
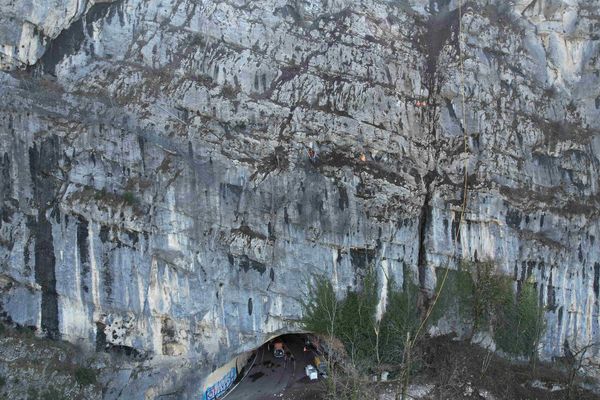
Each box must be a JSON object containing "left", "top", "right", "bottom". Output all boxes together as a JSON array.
[{"left": 225, "top": 334, "right": 321, "bottom": 400}]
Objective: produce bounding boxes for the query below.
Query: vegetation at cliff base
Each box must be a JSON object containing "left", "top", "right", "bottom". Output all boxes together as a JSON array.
[
  {"left": 302, "top": 269, "right": 419, "bottom": 371},
  {"left": 74, "top": 366, "right": 97, "bottom": 386},
  {"left": 431, "top": 261, "right": 544, "bottom": 357},
  {"left": 495, "top": 277, "right": 544, "bottom": 357},
  {"left": 303, "top": 260, "right": 544, "bottom": 372}
]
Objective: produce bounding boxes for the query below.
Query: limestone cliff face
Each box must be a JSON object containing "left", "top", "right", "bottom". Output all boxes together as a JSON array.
[{"left": 0, "top": 0, "right": 599, "bottom": 397}]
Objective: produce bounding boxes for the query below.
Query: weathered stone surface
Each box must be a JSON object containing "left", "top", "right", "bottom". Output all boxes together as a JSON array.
[
  {"left": 1, "top": 0, "right": 599, "bottom": 397},
  {"left": 0, "top": 333, "right": 101, "bottom": 400},
  {"left": 0, "top": 0, "right": 118, "bottom": 70}
]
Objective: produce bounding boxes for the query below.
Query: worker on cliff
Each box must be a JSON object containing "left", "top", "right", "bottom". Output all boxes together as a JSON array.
[{"left": 306, "top": 143, "right": 318, "bottom": 163}]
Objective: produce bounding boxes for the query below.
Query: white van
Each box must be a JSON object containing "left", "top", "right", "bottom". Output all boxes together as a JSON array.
[{"left": 305, "top": 365, "right": 318, "bottom": 380}]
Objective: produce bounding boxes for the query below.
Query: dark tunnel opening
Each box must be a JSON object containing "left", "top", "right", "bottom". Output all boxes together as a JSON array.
[{"left": 209, "top": 333, "right": 327, "bottom": 400}]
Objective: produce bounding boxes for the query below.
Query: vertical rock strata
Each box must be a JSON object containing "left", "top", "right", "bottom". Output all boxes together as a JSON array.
[{"left": 0, "top": 0, "right": 599, "bottom": 396}]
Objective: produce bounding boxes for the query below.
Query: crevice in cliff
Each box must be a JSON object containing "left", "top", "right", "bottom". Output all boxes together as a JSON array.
[
  {"left": 417, "top": 172, "right": 435, "bottom": 291},
  {"left": 27, "top": 135, "right": 61, "bottom": 339},
  {"left": 594, "top": 263, "right": 599, "bottom": 299},
  {"left": 0, "top": 152, "right": 14, "bottom": 231},
  {"left": 421, "top": 2, "right": 460, "bottom": 100},
  {"left": 413, "top": 4, "right": 462, "bottom": 294}
]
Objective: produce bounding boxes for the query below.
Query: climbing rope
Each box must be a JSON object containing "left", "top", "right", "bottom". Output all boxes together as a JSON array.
[{"left": 408, "top": 0, "right": 471, "bottom": 359}]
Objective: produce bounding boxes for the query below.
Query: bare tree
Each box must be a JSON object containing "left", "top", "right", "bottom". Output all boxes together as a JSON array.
[{"left": 564, "top": 339, "right": 600, "bottom": 399}]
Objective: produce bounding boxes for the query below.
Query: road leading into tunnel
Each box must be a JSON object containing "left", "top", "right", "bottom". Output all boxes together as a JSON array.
[{"left": 225, "top": 334, "right": 321, "bottom": 400}]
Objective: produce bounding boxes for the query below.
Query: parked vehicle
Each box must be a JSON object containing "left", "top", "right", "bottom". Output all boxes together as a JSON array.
[
  {"left": 273, "top": 340, "right": 285, "bottom": 358},
  {"left": 313, "top": 356, "right": 328, "bottom": 377},
  {"left": 305, "top": 365, "right": 318, "bottom": 380}
]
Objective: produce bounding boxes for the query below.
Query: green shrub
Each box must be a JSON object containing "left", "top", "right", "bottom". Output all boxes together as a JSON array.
[
  {"left": 0, "top": 375, "right": 5, "bottom": 388},
  {"left": 301, "top": 278, "right": 339, "bottom": 336},
  {"left": 27, "top": 387, "right": 39, "bottom": 400},
  {"left": 337, "top": 271, "right": 379, "bottom": 368},
  {"left": 0, "top": 322, "right": 5, "bottom": 336},
  {"left": 40, "top": 387, "right": 66, "bottom": 400},
  {"left": 430, "top": 261, "right": 544, "bottom": 358},
  {"left": 494, "top": 277, "right": 544, "bottom": 357},
  {"left": 16, "top": 325, "right": 36, "bottom": 339},
  {"left": 122, "top": 192, "right": 138, "bottom": 205},
  {"left": 302, "top": 271, "right": 379, "bottom": 367},
  {"left": 467, "top": 261, "right": 509, "bottom": 330},
  {"left": 379, "top": 275, "right": 420, "bottom": 364},
  {"left": 74, "top": 366, "right": 97, "bottom": 386},
  {"left": 302, "top": 259, "right": 544, "bottom": 369},
  {"left": 94, "top": 188, "right": 108, "bottom": 201},
  {"left": 302, "top": 269, "right": 420, "bottom": 371},
  {"left": 429, "top": 266, "right": 474, "bottom": 324}
]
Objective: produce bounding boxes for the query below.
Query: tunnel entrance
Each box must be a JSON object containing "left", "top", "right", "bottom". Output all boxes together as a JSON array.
[
  {"left": 220, "top": 333, "right": 326, "bottom": 400},
  {"left": 252, "top": 334, "right": 321, "bottom": 371}
]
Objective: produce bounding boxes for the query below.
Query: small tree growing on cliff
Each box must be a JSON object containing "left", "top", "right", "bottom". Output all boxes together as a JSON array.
[
  {"left": 428, "top": 261, "right": 544, "bottom": 359},
  {"left": 337, "top": 271, "right": 379, "bottom": 369},
  {"left": 302, "top": 278, "right": 339, "bottom": 337},
  {"left": 379, "top": 276, "right": 420, "bottom": 365},
  {"left": 302, "top": 269, "right": 423, "bottom": 399},
  {"left": 302, "top": 277, "right": 341, "bottom": 398},
  {"left": 494, "top": 276, "right": 544, "bottom": 358}
]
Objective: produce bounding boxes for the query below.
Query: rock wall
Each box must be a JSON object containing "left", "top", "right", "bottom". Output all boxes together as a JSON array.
[{"left": 1, "top": 0, "right": 599, "bottom": 397}]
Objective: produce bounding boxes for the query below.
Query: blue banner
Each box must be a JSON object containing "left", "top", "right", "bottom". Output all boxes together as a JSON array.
[{"left": 202, "top": 367, "right": 237, "bottom": 400}]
